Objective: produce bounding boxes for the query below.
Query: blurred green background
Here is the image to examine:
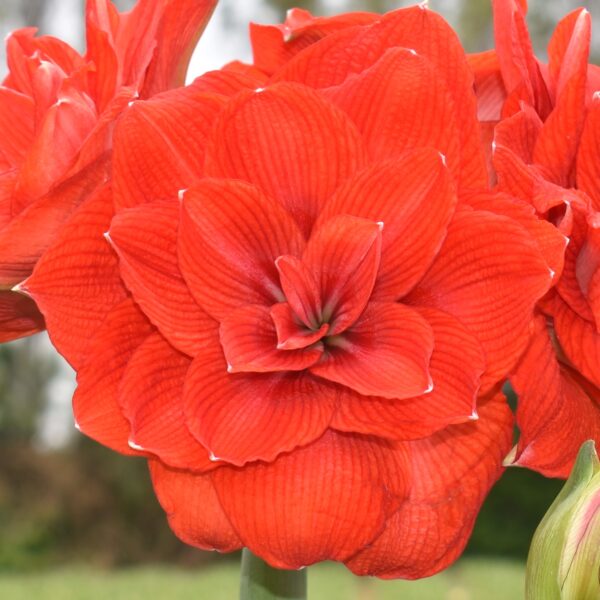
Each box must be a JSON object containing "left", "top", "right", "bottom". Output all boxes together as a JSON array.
[{"left": 0, "top": 0, "right": 597, "bottom": 597}]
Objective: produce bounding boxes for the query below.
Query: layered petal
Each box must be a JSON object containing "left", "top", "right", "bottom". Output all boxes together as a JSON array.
[
  {"left": 407, "top": 207, "right": 552, "bottom": 391},
  {"left": 184, "top": 342, "right": 336, "bottom": 466},
  {"left": 346, "top": 391, "right": 513, "bottom": 578},
  {"left": 0, "top": 157, "right": 109, "bottom": 289},
  {"left": 112, "top": 87, "right": 226, "bottom": 209},
  {"left": 119, "top": 333, "right": 214, "bottom": 472},
  {"left": 211, "top": 430, "right": 410, "bottom": 569},
  {"left": 203, "top": 83, "right": 366, "bottom": 235},
  {"left": 140, "top": 0, "right": 218, "bottom": 97},
  {"left": 311, "top": 302, "right": 434, "bottom": 400},
  {"left": 23, "top": 185, "right": 126, "bottom": 369},
  {"left": 332, "top": 307, "right": 485, "bottom": 440},
  {"left": 576, "top": 95, "right": 600, "bottom": 210},
  {"left": 72, "top": 298, "right": 152, "bottom": 455},
  {"left": 219, "top": 304, "right": 323, "bottom": 374},
  {"left": 273, "top": 6, "right": 487, "bottom": 189},
  {"left": 323, "top": 48, "right": 461, "bottom": 181},
  {"left": 149, "top": 460, "right": 242, "bottom": 552},
  {"left": 318, "top": 149, "right": 456, "bottom": 300},
  {"left": 302, "top": 215, "right": 382, "bottom": 334},
  {"left": 178, "top": 179, "right": 304, "bottom": 320},
  {"left": 108, "top": 201, "right": 215, "bottom": 356},
  {"left": 511, "top": 314, "right": 600, "bottom": 478},
  {"left": 250, "top": 8, "right": 377, "bottom": 76}
]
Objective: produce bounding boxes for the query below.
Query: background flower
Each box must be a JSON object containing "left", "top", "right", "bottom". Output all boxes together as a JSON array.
[{"left": 0, "top": 0, "right": 216, "bottom": 342}]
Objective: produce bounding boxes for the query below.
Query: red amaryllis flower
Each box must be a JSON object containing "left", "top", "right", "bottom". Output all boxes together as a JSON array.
[
  {"left": 24, "top": 6, "right": 552, "bottom": 577},
  {"left": 0, "top": 0, "right": 216, "bottom": 341},
  {"left": 470, "top": 0, "right": 600, "bottom": 477}
]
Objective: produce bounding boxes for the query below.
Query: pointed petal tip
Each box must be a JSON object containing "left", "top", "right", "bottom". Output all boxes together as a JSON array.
[
  {"left": 209, "top": 452, "right": 221, "bottom": 462},
  {"left": 128, "top": 439, "right": 145, "bottom": 451},
  {"left": 11, "top": 280, "right": 30, "bottom": 296},
  {"left": 502, "top": 444, "right": 519, "bottom": 467}
]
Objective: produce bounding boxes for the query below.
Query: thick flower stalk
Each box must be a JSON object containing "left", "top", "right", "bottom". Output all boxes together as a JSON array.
[
  {"left": 0, "top": 0, "right": 216, "bottom": 341},
  {"left": 470, "top": 0, "right": 600, "bottom": 477},
  {"left": 16, "top": 5, "right": 556, "bottom": 578}
]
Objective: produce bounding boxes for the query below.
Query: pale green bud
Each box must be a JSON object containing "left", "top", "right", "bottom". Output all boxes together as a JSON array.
[{"left": 526, "top": 440, "right": 600, "bottom": 600}]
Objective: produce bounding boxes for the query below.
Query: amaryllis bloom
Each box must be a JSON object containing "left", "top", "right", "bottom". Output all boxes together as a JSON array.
[
  {"left": 0, "top": 0, "right": 216, "bottom": 341},
  {"left": 470, "top": 0, "right": 600, "bottom": 477},
  {"left": 22, "top": 6, "right": 552, "bottom": 577}
]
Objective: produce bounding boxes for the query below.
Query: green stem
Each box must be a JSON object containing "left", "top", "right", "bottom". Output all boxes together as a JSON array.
[{"left": 240, "top": 548, "right": 307, "bottom": 600}]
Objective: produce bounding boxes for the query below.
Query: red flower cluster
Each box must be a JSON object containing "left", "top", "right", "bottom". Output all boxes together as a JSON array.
[
  {"left": 0, "top": 0, "right": 216, "bottom": 340},
  {"left": 2, "top": 0, "right": 598, "bottom": 579},
  {"left": 470, "top": 0, "right": 600, "bottom": 477}
]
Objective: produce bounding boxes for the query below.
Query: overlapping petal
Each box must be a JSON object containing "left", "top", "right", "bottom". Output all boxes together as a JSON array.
[
  {"left": 211, "top": 430, "right": 410, "bottom": 569},
  {"left": 178, "top": 179, "right": 304, "bottom": 320},
  {"left": 184, "top": 342, "right": 336, "bottom": 466},
  {"left": 203, "top": 83, "right": 367, "bottom": 236},
  {"left": 311, "top": 302, "right": 434, "bottom": 400},
  {"left": 346, "top": 391, "right": 513, "bottom": 578},
  {"left": 108, "top": 201, "right": 215, "bottom": 357},
  {"left": 332, "top": 307, "right": 485, "bottom": 440},
  {"left": 407, "top": 207, "right": 552, "bottom": 391}
]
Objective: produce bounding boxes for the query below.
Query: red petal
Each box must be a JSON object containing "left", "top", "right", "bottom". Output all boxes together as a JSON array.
[
  {"left": 407, "top": 207, "right": 552, "bottom": 392},
  {"left": 468, "top": 50, "right": 506, "bottom": 122},
  {"left": 533, "top": 9, "right": 590, "bottom": 185},
  {"left": 219, "top": 304, "right": 323, "bottom": 374},
  {"left": 462, "top": 190, "right": 567, "bottom": 281},
  {"left": 303, "top": 215, "right": 382, "bottom": 334},
  {"left": 323, "top": 48, "right": 462, "bottom": 182},
  {"left": 492, "top": 0, "right": 550, "bottom": 117},
  {"left": 211, "top": 430, "right": 409, "bottom": 569},
  {"left": 184, "top": 343, "right": 336, "bottom": 465},
  {"left": 346, "top": 390, "right": 513, "bottom": 578},
  {"left": 14, "top": 91, "right": 97, "bottom": 209},
  {"left": 140, "top": 0, "right": 217, "bottom": 97},
  {"left": 24, "top": 185, "right": 126, "bottom": 369},
  {"left": 204, "top": 83, "right": 366, "bottom": 236},
  {"left": 318, "top": 149, "right": 456, "bottom": 300},
  {"left": 332, "top": 307, "right": 485, "bottom": 440},
  {"left": 119, "top": 332, "right": 214, "bottom": 472},
  {"left": 0, "top": 157, "right": 109, "bottom": 289},
  {"left": 72, "top": 298, "right": 152, "bottom": 455},
  {"left": 0, "top": 87, "right": 34, "bottom": 167},
  {"left": 250, "top": 9, "right": 377, "bottom": 76},
  {"left": 511, "top": 313, "right": 600, "bottom": 478},
  {"left": 551, "top": 295, "right": 600, "bottom": 390},
  {"left": 178, "top": 179, "right": 304, "bottom": 320},
  {"left": 274, "top": 6, "right": 487, "bottom": 189},
  {"left": 109, "top": 201, "right": 215, "bottom": 357},
  {"left": 188, "top": 68, "right": 268, "bottom": 97},
  {"left": 576, "top": 95, "right": 600, "bottom": 210},
  {"left": 112, "top": 87, "right": 226, "bottom": 210},
  {"left": 311, "top": 302, "right": 434, "bottom": 400},
  {"left": 270, "top": 302, "right": 329, "bottom": 350},
  {"left": 149, "top": 460, "right": 242, "bottom": 552},
  {"left": 275, "top": 255, "right": 321, "bottom": 329},
  {"left": 0, "top": 291, "right": 44, "bottom": 342}
]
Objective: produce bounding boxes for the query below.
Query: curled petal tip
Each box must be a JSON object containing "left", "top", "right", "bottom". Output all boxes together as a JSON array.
[
  {"left": 255, "top": 87, "right": 266, "bottom": 93},
  {"left": 469, "top": 410, "right": 479, "bottom": 421},
  {"left": 549, "top": 267, "right": 556, "bottom": 279},
  {"left": 209, "top": 452, "right": 221, "bottom": 462},
  {"left": 376, "top": 221, "right": 385, "bottom": 231},
  {"left": 423, "top": 378, "right": 434, "bottom": 394},
  {"left": 227, "top": 363, "right": 234, "bottom": 373},
  {"left": 438, "top": 151, "right": 447, "bottom": 166},
  {"left": 178, "top": 188, "right": 187, "bottom": 202}
]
